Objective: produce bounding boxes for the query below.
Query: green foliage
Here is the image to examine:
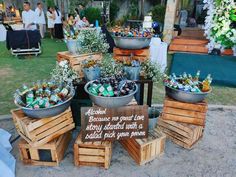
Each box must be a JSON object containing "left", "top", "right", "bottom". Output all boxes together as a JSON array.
[
  {"left": 151, "top": 4, "right": 166, "bottom": 23},
  {"left": 141, "top": 61, "right": 163, "bottom": 82},
  {"left": 69, "top": 0, "right": 91, "bottom": 14},
  {"left": 84, "top": 7, "right": 102, "bottom": 25},
  {"left": 110, "top": 1, "right": 119, "bottom": 24},
  {"left": 100, "top": 55, "right": 123, "bottom": 78},
  {"left": 78, "top": 29, "right": 109, "bottom": 54},
  {"left": 129, "top": 0, "right": 139, "bottom": 19},
  {"left": 46, "top": 0, "right": 55, "bottom": 7},
  {"left": 181, "top": 0, "right": 191, "bottom": 9}
]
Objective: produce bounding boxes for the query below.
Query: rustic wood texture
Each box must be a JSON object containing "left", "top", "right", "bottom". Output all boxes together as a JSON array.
[
  {"left": 81, "top": 105, "right": 149, "bottom": 142},
  {"left": 74, "top": 133, "right": 112, "bottom": 169},
  {"left": 119, "top": 127, "right": 166, "bottom": 165},
  {"left": 157, "top": 118, "right": 203, "bottom": 149},
  {"left": 57, "top": 51, "right": 102, "bottom": 78},
  {"left": 113, "top": 47, "right": 149, "bottom": 62},
  {"left": 161, "top": 97, "right": 208, "bottom": 126},
  {"left": 11, "top": 108, "right": 75, "bottom": 147},
  {"left": 18, "top": 132, "right": 71, "bottom": 166}
]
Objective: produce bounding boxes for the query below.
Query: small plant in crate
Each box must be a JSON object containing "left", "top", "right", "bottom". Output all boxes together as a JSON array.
[{"left": 82, "top": 56, "right": 101, "bottom": 81}]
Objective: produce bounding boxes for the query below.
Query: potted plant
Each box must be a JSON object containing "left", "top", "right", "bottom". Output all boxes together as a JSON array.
[
  {"left": 64, "top": 25, "right": 79, "bottom": 54},
  {"left": 100, "top": 54, "right": 124, "bottom": 78},
  {"left": 141, "top": 60, "right": 163, "bottom": 82},
  {"left": 77, "top": 29, "right": 109, "bottom": 54},
  {"left": 122, "top": 59, "right": 141, "bottom": 81},
  {"left": 148, "top": 107, "right": 160, "bottom": 130},
  {"left": 82, "top": 57, "right": 101, "bottom": 81},
  {"left": 51, "top": 60, "right": 80, "bottom": 86}
]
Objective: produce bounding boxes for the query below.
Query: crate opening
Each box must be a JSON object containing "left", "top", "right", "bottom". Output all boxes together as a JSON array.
[{"left": 38, "top": 149, "right": 53, "bottom": 162}]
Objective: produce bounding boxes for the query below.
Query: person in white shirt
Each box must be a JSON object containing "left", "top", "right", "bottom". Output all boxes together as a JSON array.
[
  {"left": 54, "top": 7, "right": 63, "bottom": 41},
  {"left": 46, "top": 6, "right": 55, "bottom": 39},
  {"left": 35, "top": 2, "right": 46, "bottom": 38},
  {"left": 22, "top": 2, "right": 36, "bottom": 30}
]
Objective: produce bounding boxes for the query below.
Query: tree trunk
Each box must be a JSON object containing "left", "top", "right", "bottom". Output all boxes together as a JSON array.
[{"left": 140, "top": 0, "right": 144, "bottom": 19}]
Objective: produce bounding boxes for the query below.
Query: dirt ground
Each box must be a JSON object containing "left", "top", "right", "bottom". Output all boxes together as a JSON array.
[{"left": 1, "top": 107, "right": 236, "bottom": 177}]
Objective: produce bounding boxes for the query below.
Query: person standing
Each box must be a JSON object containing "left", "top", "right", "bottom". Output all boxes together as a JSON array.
[
  {"left": 47, "top": 7, "right": 55, "bottom": 39},
  {"left": 22, "top": 2, "right": 36, "bottom": 30},
  {"left": 35, "top": 2, "right": 46, "bottom": 38},
  {"left": 54, "top": 7, "right": 63, "bottom": 41}
]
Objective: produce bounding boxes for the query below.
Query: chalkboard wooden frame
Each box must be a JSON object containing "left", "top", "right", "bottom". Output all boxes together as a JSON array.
[{"left": 81, "top": 105, "right": 149, "bottom": 142}]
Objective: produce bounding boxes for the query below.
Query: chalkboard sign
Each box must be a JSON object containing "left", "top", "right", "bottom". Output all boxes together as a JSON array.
[{"left": 81, "top": 105, "right": 148, "bottom": 142}]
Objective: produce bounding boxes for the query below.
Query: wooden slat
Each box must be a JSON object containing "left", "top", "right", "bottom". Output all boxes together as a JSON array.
[
  {"left": 161, "top": 113, "right": 205, "bottom": 126},
  {"left": 78, "top": 148, "right": 105, "bottom": 156},
  {"left": 164, "top": 97, "right": 207, "bottom": 112},
  {"left": 163, "top": 107, "right": 206, "bottom": 119},
  {"left": 78, "top": 155, "right": 105, "bottom": 163}
]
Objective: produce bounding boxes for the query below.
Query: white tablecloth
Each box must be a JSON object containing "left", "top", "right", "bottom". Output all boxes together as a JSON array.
[
  {"left": 149, "top": 37, "right": 168, "bottom": 73},
  {"left": 0, "top": 24, "right": 24, "bottom": 41}
]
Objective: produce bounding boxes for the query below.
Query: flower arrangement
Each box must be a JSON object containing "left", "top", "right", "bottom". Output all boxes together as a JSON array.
[
  {"left": 141, "top": 60, "right": 163, "bottom": 82},
  {"left": 63, "top": 24, "right": 79, "bottom": 40},
  {"left": 51, "top": 60, "right": 80, "bottom": 85},
  {"left": 82, "top": 57, "right": 101, "bottom": 81},
  {"left": 204, "top": 0, "right": 236, "bottom": 51},
  {"left": 82, "top": 57, "right": 100, "bottom": 69},
  {"left": 78, "top": 29, "right": 109, "bottom": 54},
  {"left": 122, "top": 59, "right": 141, "bottom": 67},
  {"left": 100, "top": 55, "right": 124, "bottom": 78}
]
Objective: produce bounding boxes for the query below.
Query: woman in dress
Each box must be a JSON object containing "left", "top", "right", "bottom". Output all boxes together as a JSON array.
[
  {"left": 46, "top": 7, "right": 55, "bottom": 39},
  {"left": 54, "top": 7, "right": 64, "bottom": 41}
]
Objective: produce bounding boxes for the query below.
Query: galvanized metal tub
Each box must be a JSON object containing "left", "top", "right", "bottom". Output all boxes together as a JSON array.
[
  {"left": 113, "top": 36, "right": 151, "bottom": 49},
  {"left": 15, "top": 88, "right": 75, "bottom": 119},
  {"left": 165, "top": 85, "right": 211, "bottom": 103},
  {"left": 84, "top": 80, "right": 138, "bottom": 108}
]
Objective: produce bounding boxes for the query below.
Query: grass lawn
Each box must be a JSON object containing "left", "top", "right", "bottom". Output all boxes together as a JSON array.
[{"left": 0, "top": 38, "right": 235, "bottom": 115}]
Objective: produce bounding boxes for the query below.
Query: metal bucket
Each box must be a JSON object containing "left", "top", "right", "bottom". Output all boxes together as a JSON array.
[
  {"left": 148, "top": 107, "right": 160, "bottom": 130},
  {"left": 165, "top": 85, "right": 211, "bottom": 103},
  {"left": 66, "top": 39, "right": 78, "bottom": 54},
  {"left": 113, "top": 36, "right": 151, "bottom": 49},
  {"left": 84, "top": 80, "right": 138, "bottom": 108},
  {"left": 83, "top": 67, "right": 101, "bottom": 81},
  {"left": 123, "top": 66, "right": 141, "bottom": 80}
]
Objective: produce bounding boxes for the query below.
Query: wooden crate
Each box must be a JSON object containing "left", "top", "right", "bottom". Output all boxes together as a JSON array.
[
  {"left": 74, "top": 133, "right": 112, "bottom": 169},
  {"left": 161, "top": 97, "right": 208, "bottom": 126},
  {"left": 18, "top": 132, "right": 71, "bottom": 166},
  {"left": 11, "top": 108, "right": 75, "bottom": 147},
  {"left": 119, "top": 128, "right": 166, "bottom": 165},
  {"left": 157, "top": 118, "right": 203, "bottom": 149},
  {"left": 57, "top": 51, "right": 103, "bottom": 78},
  {"left": 113, "top": 47, "right": 149, "bottom": 62}
]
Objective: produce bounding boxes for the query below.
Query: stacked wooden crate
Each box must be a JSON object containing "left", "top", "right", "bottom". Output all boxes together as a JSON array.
[
  {"left": 57, "top": 51, "right": 102, "bottom": 78},
  {"left": 157, "top": 97, "right": 208, "bottom": 149},
  {"left": 11, "top": 108, "right": 75, "bottom": 166},
  {"left": 120, "top": 127, "right": 166, "bottom": 165},
  {"left": 113, "top": 47, "right": 149, "bottom": 62},
  {"left": 74, "top": 133, "right": 112, "bottom": 169}
]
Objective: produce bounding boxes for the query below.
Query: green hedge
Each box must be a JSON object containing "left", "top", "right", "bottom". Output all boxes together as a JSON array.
[
  {"left": 84, "top": 7, "right": 102, "bottom": 25},
  {"left": 151, "top": 5, "right": 166, "bottom": 24}
]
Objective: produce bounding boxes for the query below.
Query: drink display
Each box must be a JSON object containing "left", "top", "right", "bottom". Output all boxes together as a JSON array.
[
  {"left": 87, "top": 77, "right": 136, "bottom": 97},
  {"left": 163, "top": 71, "right": 213, "bottom": 93},
  {"left": 14, "top": 81, "right": 73, "bottom": 109},
  {"left": 112, "top": 27, "right": 152, "bottom": 38}
]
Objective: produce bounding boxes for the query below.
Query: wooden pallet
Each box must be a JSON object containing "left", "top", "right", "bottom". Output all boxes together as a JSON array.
[
  {"left": 11, "top": 108, "right": 75, "bottom": 147},
  {"left": 74, "top": 133, "right": 112, "bottom": 169},
  {"left": 161, "top": 97, "right": 208, "bottom": 126},
  {"left": 113, "top": 47, "right": 149, "bottom": 62},
  {"left": 18, "top": 132, "right": 71, "bottom": 166},
  {"left": 57, "top": 51, "right": 102, "bottom": 78},
  {"left": 120, "top": 127, "right": 166, "bottom": 165},
  {"left": 157, "top": 118, "right": 203, "bottom": 149}
]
